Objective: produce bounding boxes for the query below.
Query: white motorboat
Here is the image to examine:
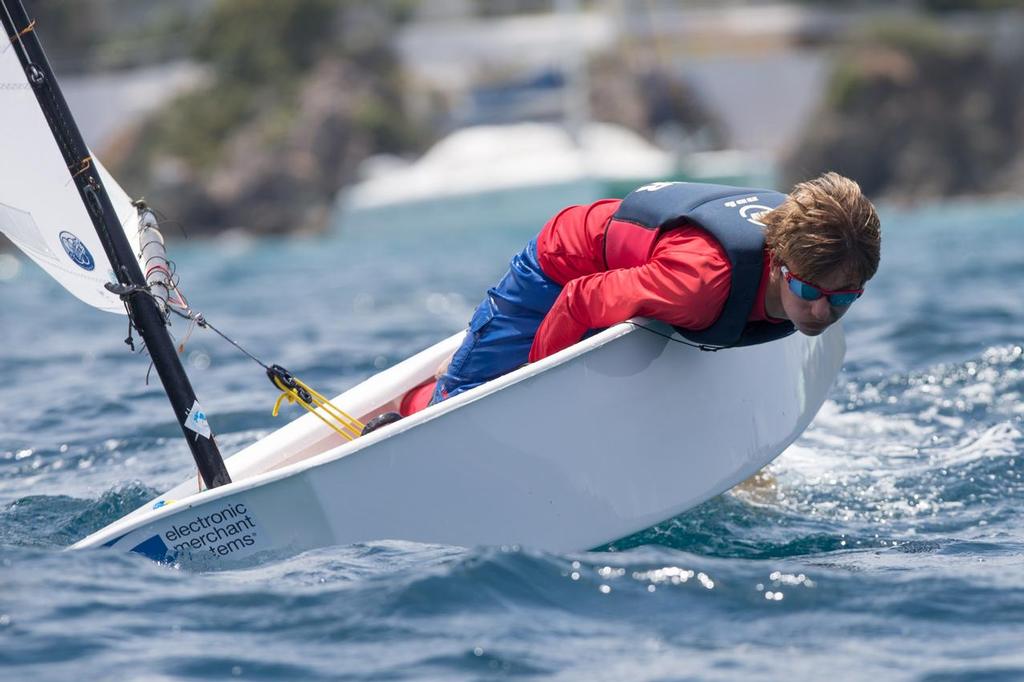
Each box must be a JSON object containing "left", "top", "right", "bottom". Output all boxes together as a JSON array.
[{"left": 333, "top": 121, "right": 681, "bottom": 234}]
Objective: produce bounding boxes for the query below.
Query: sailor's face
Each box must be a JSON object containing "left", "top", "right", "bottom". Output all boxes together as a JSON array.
[{"left": 779, "top": 266, "right": 862, "bottom": 337}]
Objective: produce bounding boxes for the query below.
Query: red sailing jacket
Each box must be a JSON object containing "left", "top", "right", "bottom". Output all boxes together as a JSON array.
[
  {"left": 530, "top": 199, "right": 781, "bottom": 362},
  {"left": 399, "top": 197, "right": 785, "bottom": 418}
]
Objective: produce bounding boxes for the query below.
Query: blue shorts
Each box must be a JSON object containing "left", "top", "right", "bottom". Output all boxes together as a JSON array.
[{"left": 432, "top": 239, "right": 562, "bottom": 403}]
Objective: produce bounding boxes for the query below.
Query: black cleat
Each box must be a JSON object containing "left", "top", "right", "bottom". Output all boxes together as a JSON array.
[{"left": 361, "top": 411, "right": 402, "bottom": 436}]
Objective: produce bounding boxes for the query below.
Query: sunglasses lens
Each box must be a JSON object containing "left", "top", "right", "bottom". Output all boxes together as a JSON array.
[
  {"left": 788, "top": 278, "right": 821, "bottom": 301},
  {"left": 828, "top": 292, "right": 861, "bottom": 307}
]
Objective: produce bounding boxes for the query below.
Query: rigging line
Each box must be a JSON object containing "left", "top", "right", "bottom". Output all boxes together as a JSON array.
[
  {"left": 196, "top": 316, "right": 271, "bottom": 370},
  {"left": 144, "top": 262, "right": 172, "bottom": 280},
  {"left": 267, "top": 367, "right": 364, "bottom": 439},
  {"left": 626, "top": 321, "right": 728, "bottom": 352},
  {"left": 170, "top": 307, "right": 365, "bottom": 434},
  {"left": 167, "top": 281, "right": 190, "bottom": 311},
  {"left": 13, "top": 9, "right": 109, "bottom": 265},
  {"left": 168, "top": 261, "right": 186, "bottom": 295},
  {"left": 164, "top": 306, "right": 271, "bottom": 371},
  {"left": 0, "top": 2, "right": 27, "bottom": 60},
  {"left": 5, "top": 15, "right": 30, "bottom": 42},
  {"left": 69, "top": 155, "right": 92, "bottom": 178},
  {"left": 0, "top": 2, "right": 24, "bottom": 43},
  {"left": 116, "top": 284, "right": 360, "bottom": 432},
  {"left": 21, "top": 36, "right": 88, "bottom": 192},
  {"left": 274, "top": 394, "right": 361, "bottom": 442},
  {"left": 148, "top": 206, "right": 190, "bottom": 240},
  {"left": 176, "top": 317, "right": 198, "bottom": 354},
  {"left": 158, "top": 258, "right": 189, "bottom": 307},
  {"left": 122, "top": 302, "right": 137, "bottom": 352},
  {"left": 144, "top": 260, "right": 171, "bottom": 276}
]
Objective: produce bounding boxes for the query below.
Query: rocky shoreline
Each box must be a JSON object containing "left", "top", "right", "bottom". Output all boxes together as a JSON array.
[
  {"left": 6, "top": 4, "right": 1022, "bottom": 248},
  {"left": 782, "top": 17, "right": 1024, "bottom": 202}
]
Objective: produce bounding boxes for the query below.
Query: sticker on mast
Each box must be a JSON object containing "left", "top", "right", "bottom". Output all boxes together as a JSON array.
[{"left": 184, "top": 399, "right": 212, "bottom": 438}]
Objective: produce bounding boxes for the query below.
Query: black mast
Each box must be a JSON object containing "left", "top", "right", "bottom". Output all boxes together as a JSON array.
[{"left": 1, "top": 1, "right": 231, "bottom": 488}]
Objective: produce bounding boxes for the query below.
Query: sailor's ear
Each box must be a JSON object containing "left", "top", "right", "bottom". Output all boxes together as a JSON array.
[{"left": 767, "top": 252, "right": 786, "bottom": 285}]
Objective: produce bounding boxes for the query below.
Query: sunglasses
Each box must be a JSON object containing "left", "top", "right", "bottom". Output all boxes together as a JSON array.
[{"left": 781, "top": 265, "right": 863, "bottom": 307}]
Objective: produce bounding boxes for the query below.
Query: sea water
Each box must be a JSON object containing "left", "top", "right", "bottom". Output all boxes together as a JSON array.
[{"left": 1, "top": 199, "right": 1022, "bottom": 681}]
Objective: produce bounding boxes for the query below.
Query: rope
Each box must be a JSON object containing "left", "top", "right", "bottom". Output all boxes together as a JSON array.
[
  {"left": 176, "top": 317, "right": 197, "bottom": 355},
  {"left": 193, "top": 313, "right": 366, "bottom": 438},
  {"left": 7, "top": 16, "right": 32, "bottom": 42},
  {"left": 104, "top": 252, "right": 366, "bottom": 437},
  {"left": 69, "top": 156, "right": 92, "bottom": 179},
  {"left": 268, "top": 366, "right": 365, "bottom": 441},
  {"left": 123, "top": 286, "right": 366, "bottom": 438},
  {"left": 187, "top": 312, "right": 270, "bottom": 370},
  {"left": 627, "top": 321, "right": 728, "bottom": 352}
]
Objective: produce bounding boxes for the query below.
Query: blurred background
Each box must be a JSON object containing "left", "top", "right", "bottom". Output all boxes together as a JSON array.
[
  {"left": 3, "top": 6, "right": 1024, "bottom": 678},
  {"left": 10, "top": 0, "right": 1024, "bottom": 241}
]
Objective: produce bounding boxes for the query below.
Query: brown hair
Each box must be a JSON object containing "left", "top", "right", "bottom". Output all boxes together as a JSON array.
[{"left": 761, "top": 172, "right": 881, "bottom": 286}]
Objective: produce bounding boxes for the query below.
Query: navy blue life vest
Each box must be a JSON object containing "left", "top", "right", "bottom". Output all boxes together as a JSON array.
[{"left": 604, "top": 181, "right": 796, "bottom": 349}]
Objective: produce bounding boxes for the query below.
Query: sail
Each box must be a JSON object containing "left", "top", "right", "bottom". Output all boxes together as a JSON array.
[{"left": 0, "top": 30, "right": 142, "bottom": 314}]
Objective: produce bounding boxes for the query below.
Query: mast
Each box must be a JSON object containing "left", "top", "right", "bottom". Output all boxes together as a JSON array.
[{"left": 0, "top": 0, "right": 231, "bottom": 488}]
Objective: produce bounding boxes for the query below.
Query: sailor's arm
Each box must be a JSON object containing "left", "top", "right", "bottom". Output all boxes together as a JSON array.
[{"left": 528, "top": 233, "right": 731, "bottom": 361}]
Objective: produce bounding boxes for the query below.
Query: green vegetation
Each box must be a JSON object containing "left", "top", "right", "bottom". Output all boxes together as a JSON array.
[
  {"left": 106, "top": 0, "right": 426, "bottom": 233},
  {"left": 794, "top": 0, "right": 1022, "bottom": 10},
  {"left": 786, "top": 15, "right": 1024, "bottom": 200},
  {"left": 130, "top": 0, "right": 349, "bottom": 173},
  {"left": 824, "top": 18, "right": 978, "bottom": 111},
  {"left": 192, "top": 0, "right": 338, "bottom": 86},
  {"left": 920, "top": 0, "right": 1024, "bottom": 11},
  {"left": 32, "top": 0, "right": 198, "bottom": 72}
]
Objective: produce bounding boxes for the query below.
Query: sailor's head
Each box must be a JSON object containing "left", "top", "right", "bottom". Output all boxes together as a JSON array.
[{"left": 761, "top": 172, "right": 881, "bottom": 336}]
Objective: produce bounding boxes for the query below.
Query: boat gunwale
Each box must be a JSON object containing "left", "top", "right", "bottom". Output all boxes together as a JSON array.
[{"left": 71, "top": 320, "right": 640, "bottom": 549}]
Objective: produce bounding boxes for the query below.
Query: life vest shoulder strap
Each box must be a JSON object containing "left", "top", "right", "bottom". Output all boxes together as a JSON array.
[{"left": 604, "top": 181, "right": 793, "bottom": 348}]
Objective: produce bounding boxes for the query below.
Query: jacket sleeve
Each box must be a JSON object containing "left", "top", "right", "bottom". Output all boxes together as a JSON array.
[{"left": 528, "top": 229, "right": 732, "bottom": 362}]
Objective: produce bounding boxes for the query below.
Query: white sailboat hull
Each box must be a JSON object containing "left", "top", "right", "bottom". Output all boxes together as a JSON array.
[{"left": 73, "top": 322, "right": 844, "bottom": 568}]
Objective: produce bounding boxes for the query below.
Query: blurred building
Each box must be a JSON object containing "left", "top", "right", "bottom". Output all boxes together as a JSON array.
[{"left": 391, "top": 2, "right": 860, "bottom": 162}]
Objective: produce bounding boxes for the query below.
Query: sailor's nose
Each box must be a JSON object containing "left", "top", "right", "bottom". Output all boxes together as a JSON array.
[{"left": 811, "top": 297, "right": 832, "bottom": 321}]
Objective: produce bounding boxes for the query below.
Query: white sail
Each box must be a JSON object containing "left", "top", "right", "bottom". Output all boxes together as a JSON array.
[{"left": 0, "top": 31, "right": 142, "bottom": 314}]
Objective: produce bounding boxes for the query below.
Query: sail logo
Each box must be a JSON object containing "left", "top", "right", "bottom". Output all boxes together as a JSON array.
[{"left": 58, "top": 231, "right": 95, "bottom": 270}]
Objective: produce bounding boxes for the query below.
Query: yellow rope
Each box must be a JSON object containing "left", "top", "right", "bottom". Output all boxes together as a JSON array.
[
  {"left": 299, "top": 379, "right": 366, "bottom": 434},
  {"left": 9, "top": 19, "right": 35, "bottom": 42},
  {"left": 269, "top": 372, "right": 365, "bottom": 441}
]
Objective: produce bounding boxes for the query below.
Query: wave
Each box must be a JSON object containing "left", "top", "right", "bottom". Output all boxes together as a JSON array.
[
  {"left": 0, "top": 483, "right": 157, "bottom": 548},
  {"left": 607, "top": 344, "right": 1024, "bottom": 558}
]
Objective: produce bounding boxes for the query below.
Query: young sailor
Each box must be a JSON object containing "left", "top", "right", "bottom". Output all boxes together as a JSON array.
[{"left": 364, "top": 171, "right": 881, "bottom": 432}]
